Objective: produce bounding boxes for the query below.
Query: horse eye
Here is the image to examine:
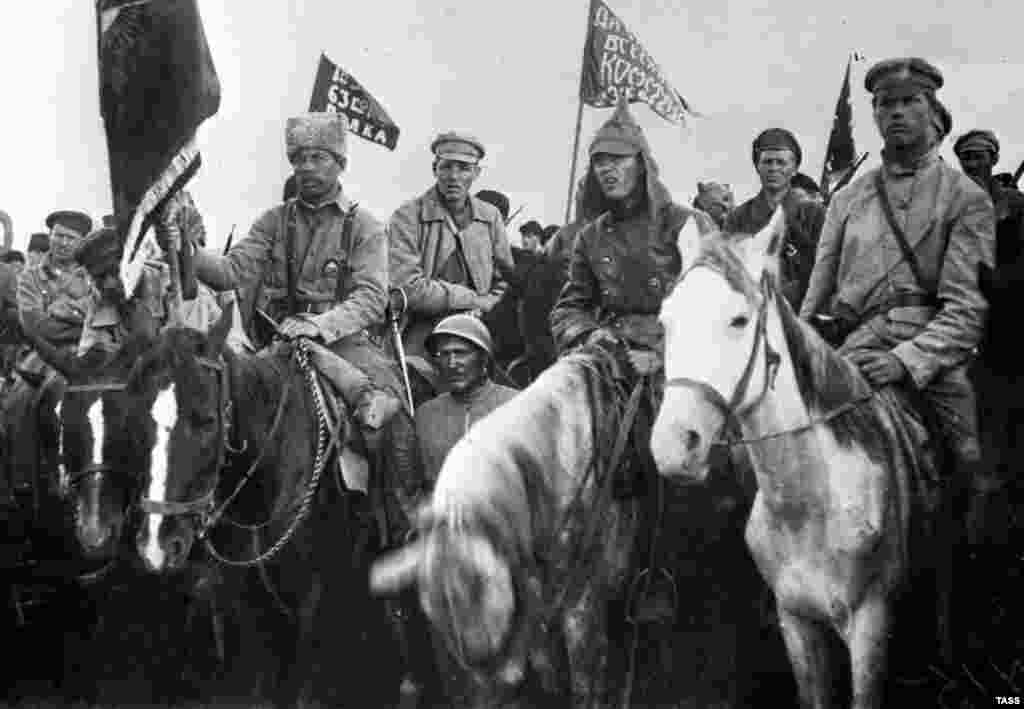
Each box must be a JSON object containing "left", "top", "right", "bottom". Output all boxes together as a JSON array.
[{"left": 730, "top": 314, "right": 750, "bottom": 328}]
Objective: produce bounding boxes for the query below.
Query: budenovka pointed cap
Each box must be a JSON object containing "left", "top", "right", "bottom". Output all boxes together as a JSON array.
[{"left": 589, "top": 96, "right": 650, "bottom": 158}]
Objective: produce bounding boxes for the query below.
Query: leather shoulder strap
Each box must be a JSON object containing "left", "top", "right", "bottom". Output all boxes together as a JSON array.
[
  {"left": 873, "top": 171, "right": 928, "bottom": 291},
  {"left": 336, "top": 204, "right": 360, "bottom": 302},
  {"left": 283, "top": 202, "right": 298, "bottom": 316}
]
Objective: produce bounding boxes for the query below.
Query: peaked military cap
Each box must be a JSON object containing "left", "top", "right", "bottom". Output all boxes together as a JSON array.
[
  {"left": 954, "top": 129, "right": 999, "bottom": 158},
  {"left": 432, "top": 131, "right": 485, "bottom": 163},
  {"left": 475, "top": 190, "right": 510, "bottom": 221},
  {"left": 518, "top": 219, "right": 544, "bottom": 236},
  {"left": 752, "top": 128, "right": 803, "bottom": 167},
  {"left": 45, "top": 210, "right": 93, "bottom": 237},
  {"left": 864, "top": 57, "right": 943, "bottom": 95}
]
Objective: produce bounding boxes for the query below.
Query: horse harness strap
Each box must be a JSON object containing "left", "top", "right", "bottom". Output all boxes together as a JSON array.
[
  {"left": 61, "top": 381, "right": 131, "bottom": 488},
  {"left": 665, "top": 270, "right": 782, "bottom": 436}
]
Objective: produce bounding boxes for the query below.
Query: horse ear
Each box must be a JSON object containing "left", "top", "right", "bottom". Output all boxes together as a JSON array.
[
  {"left": 369, "top": 537, "right": 427, "bottom": 594},
  {"left": 204, "top": 302, "right": 234, "bottom": 357},
  {"left": 676, "top": 215, "right": 705, "bottom": 270},
  {"left": 741, "top": 205, "right": 786, "bottom": 278}
]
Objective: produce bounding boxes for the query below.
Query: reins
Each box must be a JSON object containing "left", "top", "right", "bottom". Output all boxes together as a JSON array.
[{"left": 664, "top": 267, "right": 878, "bottom": 448}]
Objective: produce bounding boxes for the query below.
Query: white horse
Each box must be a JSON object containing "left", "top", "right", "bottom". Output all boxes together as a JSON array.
[{"left": 650, "top": 209, "right": 942, "bottom": 709}]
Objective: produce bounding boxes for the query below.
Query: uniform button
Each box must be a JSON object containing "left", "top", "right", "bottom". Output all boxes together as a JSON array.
[{"left": 600, "top": 256, "right": 612, "bottom": 263}]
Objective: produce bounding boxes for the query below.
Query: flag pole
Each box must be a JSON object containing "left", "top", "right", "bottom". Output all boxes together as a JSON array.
[
  {"left": 564, "top": 0, "right": 596, "bottom": 225},
  {"left": 563, "top": 99, "right": 585, "bottom": 224}
]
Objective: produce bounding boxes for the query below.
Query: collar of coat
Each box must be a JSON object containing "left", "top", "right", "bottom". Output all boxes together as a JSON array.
[
  {"left": 418, "top": 186, "right": 494, "bottom": 225},
  {"left": 294, "top": 183, "right": 355, "bottom": 213},
  {"left": 882, "top": 144, "right": 941, "bottom": 178}
]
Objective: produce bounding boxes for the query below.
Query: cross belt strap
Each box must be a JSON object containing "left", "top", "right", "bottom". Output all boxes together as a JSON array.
[{"left": 874, "top": 172, "right": 929, "bottom": 293}]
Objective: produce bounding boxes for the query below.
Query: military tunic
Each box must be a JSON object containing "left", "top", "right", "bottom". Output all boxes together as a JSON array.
[
  {"left": 16, "top": 257, "right": 92, "bottom": 350},
  {"left": 800, "top": 150, "right": 994, "bottom": 467},
  {"left": 194, "top": 186, "right": 401, "bottom": 398},
  {"left": 388, "top": 188, "right": 514, "bottom": 366},
  {"left": 725, "top": 188, "right": 826, "bottom": 311}
]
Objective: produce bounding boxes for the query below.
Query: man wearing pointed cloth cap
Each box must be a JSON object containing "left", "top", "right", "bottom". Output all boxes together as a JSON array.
[
  {"left": 800, "top": 58, "right": 995, "bottom": 660},
  {"left": 164, "top": 112, "right": 433, "bottom": 696},
  {"left": 726, "top": 127, "right": 826, "bottom": 311},
  {"left": 388, "top": 131, "right": 515, "bottom": 401},
  {"left": 953, "top": 128, "right": 1024, "bottom": 551},
  {"left": 549, "top": 102, "right": 734, "bottom": 651}
]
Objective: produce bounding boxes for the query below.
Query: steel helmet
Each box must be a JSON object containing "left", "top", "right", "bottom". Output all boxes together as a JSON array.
[{"left": 425, "top": 313, "right": 494, "bottom": 358}]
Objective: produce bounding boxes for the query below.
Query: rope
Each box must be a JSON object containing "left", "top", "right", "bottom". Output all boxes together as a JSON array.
[{"left": 203, "top": 340, "right": 327, "bottom": 567}]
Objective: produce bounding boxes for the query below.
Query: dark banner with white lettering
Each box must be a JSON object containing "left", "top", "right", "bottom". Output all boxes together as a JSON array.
[
  {"left": 579, "top": 0, "right": 694, "bottom": 125},
  {"left": 308, "top": 53, "right": 400, "bottom": 151}
]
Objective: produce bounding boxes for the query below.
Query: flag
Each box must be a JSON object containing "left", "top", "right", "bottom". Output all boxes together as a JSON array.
[
  {"left": 98, "top": 0, "right": 221, "bottom": 295},
  {"left": 579, "top": 0, "right": 695, "bottom": 125},
  {"left": 820, "top": 54, "right": 867, "bottom": 201},
  {"left": 308, "top": 53, "right": 400, "bottom": 151}
]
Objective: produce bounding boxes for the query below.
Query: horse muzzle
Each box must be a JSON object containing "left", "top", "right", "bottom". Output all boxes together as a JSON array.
[
  {"left": 137, "top": 517, "right": 194, "bottom": 574},
  {"left": 650, "top": 386, "right": 723, "bottom": 483}
]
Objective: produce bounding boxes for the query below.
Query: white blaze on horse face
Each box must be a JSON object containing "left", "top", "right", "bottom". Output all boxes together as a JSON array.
[
  {"left": 144, "top": 383, "right": 178, "bottom": 569},
  {"left": 87, "top": 399, "right": 105, "bottom": 467},
  {"left": 653, "top": 268, "right": 752, "bottom": 478}
]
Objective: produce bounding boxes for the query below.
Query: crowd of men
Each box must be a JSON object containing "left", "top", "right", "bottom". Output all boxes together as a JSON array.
[{"left": 0, "top": 53, "right": 1021, "bottom": 698}]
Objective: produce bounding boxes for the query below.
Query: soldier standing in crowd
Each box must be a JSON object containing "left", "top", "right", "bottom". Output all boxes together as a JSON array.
[
  {"left": 726, "top": 128, "right": 826, "bottom": 310},
  {"left": 954, "top": 128, "right": 1024, "bottom": 547},
  {"left": 388, "top": 131, "right": 514, "bottom": 397}
]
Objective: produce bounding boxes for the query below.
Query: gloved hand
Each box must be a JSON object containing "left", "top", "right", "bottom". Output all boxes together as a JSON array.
[
  {"left": 586, "top": 327, "right": 620, "bottom": 349},
  {"left": 278, "top": 316, "right": 321, "bottom": 341},
  {"left": 627, "top": 349, "right": 662, "bottom": 375}
]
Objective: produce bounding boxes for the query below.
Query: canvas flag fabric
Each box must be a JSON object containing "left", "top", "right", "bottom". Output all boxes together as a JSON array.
[
  {"left": 308, "top": 53, "right": 400, "bottom": 151},
  {"left": 820, "top": 55, "right": 862, "bottom": 200},
  {"left": 98, "top": 0, "right": 221, "bottom": 296},
  {"left": 579, "top": 0, "right": 695, "bottom": 125}
]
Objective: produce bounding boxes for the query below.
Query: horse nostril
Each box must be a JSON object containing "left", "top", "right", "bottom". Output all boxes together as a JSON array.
[{"left": 683, "top": 429, "right": 701, "bottom": 453}]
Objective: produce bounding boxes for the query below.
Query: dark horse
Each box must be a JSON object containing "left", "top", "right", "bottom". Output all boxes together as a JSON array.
[
  {"left": 482, "top": 252, "right": 567, "bottom": 388},
  {"left": 108, "top": 309, "right": 404, "bottom": 707}
]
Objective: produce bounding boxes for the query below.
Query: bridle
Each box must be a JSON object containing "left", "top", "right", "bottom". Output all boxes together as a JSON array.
[
  {"left": 138, "top": 355, "right": 237, "bottom": 533},
  {"left": 60, "top": 381, "right": 134, "bottom": 497},
  {"left": 663, "top": 266, "right": 782, "bottom": 446}
]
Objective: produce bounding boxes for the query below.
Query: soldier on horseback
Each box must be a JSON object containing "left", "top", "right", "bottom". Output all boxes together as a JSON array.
[
  {"left": 550, "top": 98, "right": 717, "bottom": 491},
  {"left": 169, "top": 112, "right": 424, "bottom": 518},
  {"left": 387, "top": 131, "right": 515, "bottom": 401}
]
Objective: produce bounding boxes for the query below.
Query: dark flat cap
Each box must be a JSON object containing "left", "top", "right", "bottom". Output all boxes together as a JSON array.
[
  {"left": 954, "top": 129, "right": 999, "bottom": 157},
  {"left": 73, "top": 227, "right": 122, "bottom": 272},
  {"left": 791, "top": 172, "right": 821, "bottom": 194},
  {"left": 752, "top": 128, "right": 802, "bottom": 167},
  {"left": 431, "top": 131, "right": 485, "bottom": 163},
  {"left": 27, "top": 232, "right": 50, "bottom": 252},
  {"left": 518, "top": 219, "right": 544, "bottom": 236},
  {"left": 864, "top": 57, "right": 943, "bottom": 94},
  {"left": 45, "top": 210, "right": 93, "bottom": 237},
  {"left": 475, "top": 190, "right": 510, "bottom": 221}
]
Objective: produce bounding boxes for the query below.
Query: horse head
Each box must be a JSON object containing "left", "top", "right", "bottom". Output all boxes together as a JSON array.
[
  {"left": 59, "top": 341, "right": 151, "bottom": 560},
  {"left": 125, "top": 307, "right": 235, "bottom": 573},
  {"left": 372, "top": 495, "right": 519, "bottom": 671},
  {"left": 651, "top": 207, "right": 787, "bottom": 482}
]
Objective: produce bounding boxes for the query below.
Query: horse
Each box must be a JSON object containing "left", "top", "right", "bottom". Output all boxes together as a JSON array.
[
  {"left": 371, "top": 343, "right": 650, "bottom": 707},
  {"left": 482, "top": 252, "right": 567, "bottom": 388},
  {"left": 649, "top": 208, "right": 947, "bottom": 708},
  {"left": 108, "top": 308, "right": 406, "bottom": 707}
]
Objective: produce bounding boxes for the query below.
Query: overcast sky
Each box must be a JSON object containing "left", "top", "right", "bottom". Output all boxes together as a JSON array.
[{"left": 2, "top": 0, "right": 1023, "bottom": 251}]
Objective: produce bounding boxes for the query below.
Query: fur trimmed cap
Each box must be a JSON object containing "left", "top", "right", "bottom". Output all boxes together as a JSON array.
[
  {"left": 73, "top": 227, "right": 121, "bottom": 272},
  {"left": 432, "top": 131, "right": 485, "bottom": 163},
  {"left": 589, "top": 97, "right": 650, "bottom": 158},
  {"left": 425, "top": 313, "right": 494, "bottom": 358},
  {"left": 286, "top": 112, "right": 348, "bottom": 161},
  {"left": 954, "top": 129, "right": 999, "bottom": 159},
  {"left": 864, "top": 57, "right": 943, "bottom": 95},
  {"left": 752, "top": 128, "right": 802, "bottom": 167},
  {"left": 45, "top": 210, "right": 92, "bottom": 237}
]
